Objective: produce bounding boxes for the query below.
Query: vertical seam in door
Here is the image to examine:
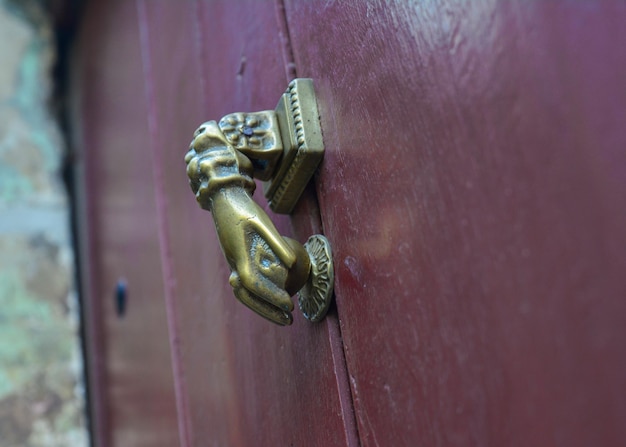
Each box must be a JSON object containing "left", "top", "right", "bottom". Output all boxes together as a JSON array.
[
  {"left": 81, "top": 111, "right": 110, "bottom": 447},
  {"left": 274, "top": 2, "right": 362, "bottom": 446},
  {"left": 136, "top": 2, "right": 193, "bottom": 446},
  {"left": 190, "top": 0, "right": 208, "bottom": 113},
  {"left": 324, "top": 313, "right": 362, "bottom": 447},
  {"left": 274, "top": 0, "right": 297, "bottom": 80}
]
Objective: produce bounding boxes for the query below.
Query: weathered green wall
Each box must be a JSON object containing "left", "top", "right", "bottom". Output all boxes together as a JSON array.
[{"left": 0, "top": 1, "right": 87, "bottom": 445}]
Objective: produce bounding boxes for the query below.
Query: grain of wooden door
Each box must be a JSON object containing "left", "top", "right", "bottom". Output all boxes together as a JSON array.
[
  {"left": 75, "top": 1, "right": 626, "bottom": 446},
  {"left": 72, "top": 2, "right": 180, "bottom": 446}
]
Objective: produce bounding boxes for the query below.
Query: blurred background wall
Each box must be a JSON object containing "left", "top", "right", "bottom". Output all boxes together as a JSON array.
[{"left": 0, "top": 0, "right": 87, "bottom": 445}]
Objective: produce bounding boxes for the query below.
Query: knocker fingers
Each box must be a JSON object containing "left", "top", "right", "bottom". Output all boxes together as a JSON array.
[{"left": 229, "top": 271, "right": 293, "bottom": 326}]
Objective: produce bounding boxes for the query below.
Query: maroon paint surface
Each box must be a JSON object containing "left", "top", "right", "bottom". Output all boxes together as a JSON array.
[
  {"left": 285, "top": 1, "right": 626, "bottom": 446},
  {"left": 75, "top": 0, "right": 626, "bottom": 446},
  {"left": 75, "top": 0, "right": 357, "bottom": 445},
  {"left": 135, "top": 1, "right": 354, "bottom": 446},
  {"left": 73, "top": 1, "right": 179, "bottom": 446}
]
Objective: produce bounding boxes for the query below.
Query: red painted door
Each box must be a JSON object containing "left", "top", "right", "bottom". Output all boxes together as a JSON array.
[{"left": 74, "top": 1, "right": 626, "bottom": 446}]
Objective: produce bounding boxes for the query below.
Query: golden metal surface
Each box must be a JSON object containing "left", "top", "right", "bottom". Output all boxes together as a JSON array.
[
  {"left": 265, "top": 79, "right": 324, "bottom": 214},
  {"left": 298, "top": 235, "right": 335, "bottom": 323},
  {"left": 184, "top": 79, "right": 333, "bottom": 325},
  {"left": 217, "top": 111, "right": 283, "bottom": 181}
]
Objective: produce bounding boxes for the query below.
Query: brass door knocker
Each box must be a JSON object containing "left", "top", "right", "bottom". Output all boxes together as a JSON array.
[{"left": 184, "top": 79, "right": 334, "bottom": 325}]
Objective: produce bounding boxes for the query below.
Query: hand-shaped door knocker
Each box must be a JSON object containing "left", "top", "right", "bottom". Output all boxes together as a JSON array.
[{"left": 184, "top": 79, "right": 334, "bottom": 325}]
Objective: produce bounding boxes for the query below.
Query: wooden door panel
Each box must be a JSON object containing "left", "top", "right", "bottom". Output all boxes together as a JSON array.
[
  {"left": 285, "top": 1, "right": 626, "bottom": 446},
  {"left": 137, "top": 1, "right": 353, "bottom": 445},
  {"left": 76, "top": 1, "right": 626, "bottom": 446},
  {"left": 74, "top": 1, "right": 179, "bottom": 446}
]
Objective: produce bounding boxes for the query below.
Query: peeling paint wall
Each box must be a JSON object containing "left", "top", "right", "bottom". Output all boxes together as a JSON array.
[{"left": 0, "top": 0, "right": 87, "bottom": 445}]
